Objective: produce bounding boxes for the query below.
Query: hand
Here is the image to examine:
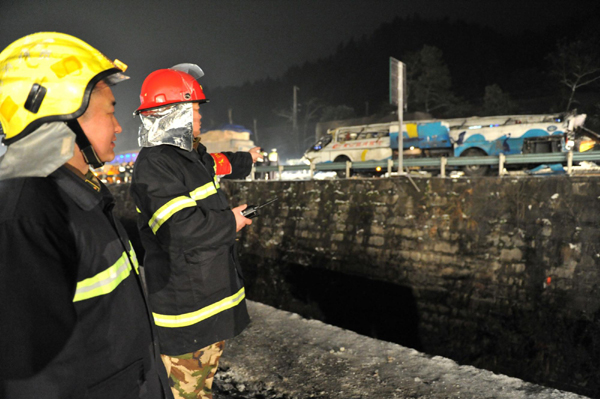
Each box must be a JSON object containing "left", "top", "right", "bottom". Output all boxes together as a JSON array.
[
  {"left": 249, "top": 147, "right": 263, "bottom": 163},
  {"left": 232, "top": 204, "right": 252, "bottom": 232}
]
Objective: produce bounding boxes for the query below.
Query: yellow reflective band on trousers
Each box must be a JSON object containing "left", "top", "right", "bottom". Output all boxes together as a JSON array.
[
  {"left": 152, "top": 287, "right": 245, "bottom": 328},
  {"left": 73, "top": 248, "right": 138, "bottom": 302}
]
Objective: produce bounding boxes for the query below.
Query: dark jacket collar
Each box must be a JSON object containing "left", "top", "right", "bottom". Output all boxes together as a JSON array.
[{"left": 51, "top": 165, "right": 114, "bottom": 212}]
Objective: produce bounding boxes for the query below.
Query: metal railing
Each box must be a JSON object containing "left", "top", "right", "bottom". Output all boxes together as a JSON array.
[
  {"left": 250, "top": 151, "right": 600, "bottom": 180},
  {"left": 100, "top": 151, "right": 600, "bottom": 183}
]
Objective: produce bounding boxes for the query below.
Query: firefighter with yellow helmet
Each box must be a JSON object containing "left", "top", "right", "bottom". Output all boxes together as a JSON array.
[{"left": 0, "top": 32, "right": 172, "bottom": 398}]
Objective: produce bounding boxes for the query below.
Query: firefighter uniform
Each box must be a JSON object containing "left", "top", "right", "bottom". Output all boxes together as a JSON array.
[
  {"left": 130, "top": 143, "right": 252, "bottom": 356},
  {"left": 0, "top": 166, "right": 170, "bottom": 398}
]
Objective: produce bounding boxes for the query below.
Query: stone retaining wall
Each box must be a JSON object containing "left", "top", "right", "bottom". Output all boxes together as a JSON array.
[{"left": 111, "top": 176, "right": 600, "bottom": 397}]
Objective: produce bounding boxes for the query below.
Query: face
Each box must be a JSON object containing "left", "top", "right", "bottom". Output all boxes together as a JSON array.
[
  {"left": 77, "top": 82, "right": 122, "bottom": 163},
  {"left": 192, "top": 102, "right": 202, "bottom": 138}
]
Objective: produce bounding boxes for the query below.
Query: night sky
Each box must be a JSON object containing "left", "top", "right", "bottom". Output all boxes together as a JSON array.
[{"left": 0, "top": 0, "right": 593, "bottom": 153}]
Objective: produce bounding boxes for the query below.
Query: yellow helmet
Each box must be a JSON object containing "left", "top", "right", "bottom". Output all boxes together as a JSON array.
[{"left": 0, "top": 32, "right": 128, "bottom": 144}]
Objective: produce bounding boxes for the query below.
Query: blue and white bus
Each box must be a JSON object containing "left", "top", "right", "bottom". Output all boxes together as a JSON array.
[{"left": 305, "top": 113, "right": 587, "bottom": 176}]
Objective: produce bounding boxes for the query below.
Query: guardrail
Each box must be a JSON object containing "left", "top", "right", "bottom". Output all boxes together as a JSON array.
[
  {"left": 250, "top": 151, "right": 600, "bottom": 179},
  {"left": 100, "top": 151, "right": 600, "bottom": 184}
]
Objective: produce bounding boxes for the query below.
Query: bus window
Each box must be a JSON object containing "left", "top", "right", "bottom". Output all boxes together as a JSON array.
[
  {"left": 337, "top": 132, "right": 351, "bottom": 143},
  {"left": 310, "top": 135, "right": 332, "bottom": 151}
]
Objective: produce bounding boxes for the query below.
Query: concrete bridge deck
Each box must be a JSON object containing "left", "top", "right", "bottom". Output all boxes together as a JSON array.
[{"left": 213, "top": 301, "right": 587, "bottom": 399}]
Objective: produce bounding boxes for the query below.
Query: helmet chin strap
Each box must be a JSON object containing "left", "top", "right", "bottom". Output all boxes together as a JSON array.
[{"left": 66, "top": 119, "right": 105, "bottom": 169}]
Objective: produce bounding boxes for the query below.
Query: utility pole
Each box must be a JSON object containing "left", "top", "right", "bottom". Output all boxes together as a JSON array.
[
  {"left": 228, "top": 108, "right": 233, "bottom": 125},
  {"left": 292, "top": 85, "right": 299, "bottom": 133},
  {"left": 253, "top": 118, "right": 259, "bottom": 143},
  {"left": 397, "top": 61, "right": 404, "bottom": 174},
  {"left": 390, "top": 57, "right": 418, "bottom": 191},
  {"left": 293, "top": 85, "right": 299, "bottom": 153}
]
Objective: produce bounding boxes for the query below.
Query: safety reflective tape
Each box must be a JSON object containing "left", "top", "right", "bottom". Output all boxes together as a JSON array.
[
  {"left": 149, "top": 196, "right": 197, "bottom": 234},
  {"left": 189, "top": 182, "right": 217, "bottom": 201},
  {"left": 128, "top": 243, "right": 139, "bottom": 274},
  {"left": 73, "top": 251, "right": 135, "bottom": 302},
  {"left": 152, "top": 287, "right": 246, "bottom": 328},
  {"left": 149, "top": 181, "right": 222, "bottom": 234}
]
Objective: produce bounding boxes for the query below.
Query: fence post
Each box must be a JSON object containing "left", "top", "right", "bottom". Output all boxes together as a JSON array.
[
  {"left": 250, "top": 165, "right": 255, "bottom": 181},
  {"left": 387, "top": 159, "right": 393, "bottom": 176},
  {"left": 346, "top": 161, "right": 351, "bottom": 178},
  {"left": 499, "top": 153, "right": 506, "bottom": 176},
  {"left": 310, "top": 162, "right": 315, "bottom": 180},
  {"left": 567, "top": 150, "right": 573, "bottom": 175},
  {"left": 278, "top": 165, "right": 284, "bottom": 181},
  {"left": 440, "top": 157, "right": 447, "bottom": 178}
]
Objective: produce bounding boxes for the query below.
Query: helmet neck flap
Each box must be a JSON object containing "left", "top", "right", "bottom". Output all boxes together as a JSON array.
[{"left": 138, "top": 102, "right": 195, "bottom": 152}]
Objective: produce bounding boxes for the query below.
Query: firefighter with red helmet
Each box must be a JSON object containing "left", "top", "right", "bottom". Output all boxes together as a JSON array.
[
  {"left": 130, "top": 65, "right": 261, "bottom": 399},
  {"left": 0, "top": 33, "right": 171, "bottom": 398}
]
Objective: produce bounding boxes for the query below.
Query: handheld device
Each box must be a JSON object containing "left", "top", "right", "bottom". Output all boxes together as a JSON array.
[{"left": 241, "top": 198, "right": 278, "bottom": 219}]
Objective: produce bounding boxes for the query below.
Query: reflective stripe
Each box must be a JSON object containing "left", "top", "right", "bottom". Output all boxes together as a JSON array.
[
  {"left": 212, "top": 161, "right": 222, "bottom": 187},
  {"left": 148, "top": 179, "right": 221, "bottom": 235},
  {"left": 128, "top": 243, "right": 139, "bottom": 274},
  {"left": 189, "top": 182, "right": 217, "bottom": 201},
  {"left": 73, "top": 251, "right": 134, "bottom": 302},
  {"left": 152, "top": 287, "right": 245, "bottom": 328},
  {"left": 149, "top": 196, "right": 197, "bottom": 234}
]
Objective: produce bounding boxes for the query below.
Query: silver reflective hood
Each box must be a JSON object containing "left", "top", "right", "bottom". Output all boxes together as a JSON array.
[
  {"left": 0, "top": 122, "right": 75, "bottom": 180},
  {"left": 138, "top": 102, "right": 194, "bottom": 151}
]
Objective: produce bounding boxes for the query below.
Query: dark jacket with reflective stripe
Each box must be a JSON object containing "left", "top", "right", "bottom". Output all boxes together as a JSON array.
[
  {"left": 131, "top": 144, "right": 252, "bottom": 356},
  {"left": 0, "top": 166, "right": 171, "bottom": 399}
]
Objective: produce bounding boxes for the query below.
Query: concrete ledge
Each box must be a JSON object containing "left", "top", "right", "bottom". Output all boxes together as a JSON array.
[{"left": 215, "top": 301, "right": 588, "bottom": 399}]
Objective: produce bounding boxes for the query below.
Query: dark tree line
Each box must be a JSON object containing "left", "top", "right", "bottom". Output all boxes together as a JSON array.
[{"left": 200, "top": 12, "right": 600, "bottom": 158}]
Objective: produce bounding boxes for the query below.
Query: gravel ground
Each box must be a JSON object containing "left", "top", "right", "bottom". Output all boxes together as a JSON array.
[{"left": 212, "top": 301, "right": 589, "bottom": 399}]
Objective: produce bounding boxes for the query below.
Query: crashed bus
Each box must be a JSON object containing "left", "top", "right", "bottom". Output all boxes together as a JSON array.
[{"left": 304, "top": 113, "right": 588, "bottom": 176}]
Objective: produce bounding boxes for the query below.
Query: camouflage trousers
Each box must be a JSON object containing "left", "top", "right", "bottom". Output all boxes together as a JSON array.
[{"left": 160, "top": 341, "right": 225, "bottom": 399}]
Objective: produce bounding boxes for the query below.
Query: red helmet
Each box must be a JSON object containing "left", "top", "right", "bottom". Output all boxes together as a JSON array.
[{"left": 135, "top": 69, "right": 207, "bottom": 114}]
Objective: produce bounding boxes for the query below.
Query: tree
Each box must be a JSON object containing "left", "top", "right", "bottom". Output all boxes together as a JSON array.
[
  {"left": 274, "top": 96, "right": 325, "bottom": 156},
  {"left": 547, "top": 38, "right": 600, "bottom": 112},
  {"left": 406, "top": 45, "right": 458, "bottom": 114},
  {"left": 483, "top": 84, "right": 517, "bottom": 115},
  {"left": 319, "top": 105, "right": 355, "bottom": 122}
]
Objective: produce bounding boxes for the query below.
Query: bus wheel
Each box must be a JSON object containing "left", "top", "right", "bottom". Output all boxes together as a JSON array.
[
  {"left": 334, "top": 156, "right": 352, "bottom": 178},
  {"left": 460, "top": 148, "right": 490, "bottom": 176}
]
